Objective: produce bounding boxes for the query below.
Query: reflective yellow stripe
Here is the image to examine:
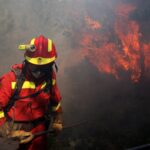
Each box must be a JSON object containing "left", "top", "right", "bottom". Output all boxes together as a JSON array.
[
  {"left": 25, "top": 56, "right": 56, "bottom": 65},
  {"left": 0, "top": 111, "right": 4, "bottom": 118},
  {"left": 41, "top": 80, "right": 55, "bottom": 89},
  {"left": 52, "top": 103, "right": 61, "bottom": 111},
  {"left": 30, "top": 38, "right": 35, "bottom": 45},
  {"left": 11, "top": 81, "right": 36, "bottom": 89},
  {"left": 52, "top": 79, "right": 56, "bottom": 86},
  {"left": 12, "top": 81, "right": 53, "bottom": 90},
  {"left": 48, "top": 39, "right": 52, "bottom": 52},
  {"left": 41, "top": 82, "right": 47, "bottom": 89}
]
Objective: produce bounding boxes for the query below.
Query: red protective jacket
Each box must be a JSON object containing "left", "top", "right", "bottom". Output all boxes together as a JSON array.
[{"left": 0, "top": 64, "right": 62, "bottom": 121}]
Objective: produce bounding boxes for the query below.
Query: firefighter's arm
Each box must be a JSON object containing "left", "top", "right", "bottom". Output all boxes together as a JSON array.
[
  {"left": 51, "top": 105, "right": 63, "bottom": 132},
  {"left": 0, "top": 74, "right": 12, "bottom": 118}
]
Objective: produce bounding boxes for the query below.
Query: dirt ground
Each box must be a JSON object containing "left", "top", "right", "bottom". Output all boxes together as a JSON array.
[{"left": 0, "top": 138, "right": 19, "bottom": 150}]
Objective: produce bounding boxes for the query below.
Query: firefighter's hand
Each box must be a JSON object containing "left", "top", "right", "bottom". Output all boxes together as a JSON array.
[
  {"left": 51, "top": 111, "right": 63, "bottom": 134},
  {"left": 52, "top": 122, "right": 63, "bottom": 134},
  {"left": 9, "top": 130, "right": 34, "bottom": 144}
]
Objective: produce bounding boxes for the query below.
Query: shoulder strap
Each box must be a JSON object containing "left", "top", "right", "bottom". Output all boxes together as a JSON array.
[
  {"left": 12, "top": 68, "right": 26, "bottom": 97},
  {"left": 4, "top": 67, "right": 25, "bottom": 117},
  {"left": 4, "top": 65, "right": 54, "bottom": 119},
  {"left": 4, "top": 68, "right": 53, "bottom": 117}
]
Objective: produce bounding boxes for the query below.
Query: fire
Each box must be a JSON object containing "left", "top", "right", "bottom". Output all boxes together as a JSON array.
[
  {"left": 84, "top": 16, "right": 101, "bottom": 30},
  {"left": 79, "top": 3, "right": 147, "bottom": 83},
  {"left": 60, "top": 2, "right": 150, "bottom": 83},
  {"left": 114, "top": 4, "right": 141, "bottom": 82}
]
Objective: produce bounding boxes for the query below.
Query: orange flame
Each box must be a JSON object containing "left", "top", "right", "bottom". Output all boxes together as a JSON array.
[
  {"left": 80, "top": 3, "right": 143, "bottom": 82},
  {"left": 61, "top": 2, "right": 150, "bottom": 83},
  {"left": 114, "top": 4, "right": 141, "bottom": 82}
]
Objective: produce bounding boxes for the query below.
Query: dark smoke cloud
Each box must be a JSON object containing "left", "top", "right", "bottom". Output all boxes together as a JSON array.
[{"left": 0, "top": 0, "right": 150, "bottom": 149}]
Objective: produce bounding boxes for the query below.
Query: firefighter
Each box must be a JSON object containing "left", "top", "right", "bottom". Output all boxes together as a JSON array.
[{"left": 0, "top": 35, "right": 63, "bottom": 150}]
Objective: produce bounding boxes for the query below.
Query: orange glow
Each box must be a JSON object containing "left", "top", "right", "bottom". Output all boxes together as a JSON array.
[
  {"left": 114, "top": 4, "right": 141, "bottom": 82},
  {"left": 80, "top": 3, "right": 144, "bottom": 82},
  {"left": 85, "top": 16, "right": 102, "bottom": 30},
  {"left": 61, "top": 2, "right": 150, "bottom": 83}
]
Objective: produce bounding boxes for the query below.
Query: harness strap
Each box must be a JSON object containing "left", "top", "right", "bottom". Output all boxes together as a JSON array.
[
  {"left": 4, "top": 68, "right": 25, "bottom": 118},
  {"left": 3, "top": 65, "right": 53, "bottom": 120}
]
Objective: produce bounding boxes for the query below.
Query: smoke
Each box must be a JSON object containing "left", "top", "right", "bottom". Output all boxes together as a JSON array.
[{"left": 0, "top": 0, "right": 150, "bottom": 149}]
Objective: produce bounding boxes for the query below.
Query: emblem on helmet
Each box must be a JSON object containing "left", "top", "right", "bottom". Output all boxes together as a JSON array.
[{"left": 37, "top": 57, "right": 42, "bottom": 64}]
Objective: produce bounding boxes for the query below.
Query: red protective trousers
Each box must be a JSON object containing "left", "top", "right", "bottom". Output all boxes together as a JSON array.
[{"left": 17, "top": 124, "right": 47, "bottom": 150}]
